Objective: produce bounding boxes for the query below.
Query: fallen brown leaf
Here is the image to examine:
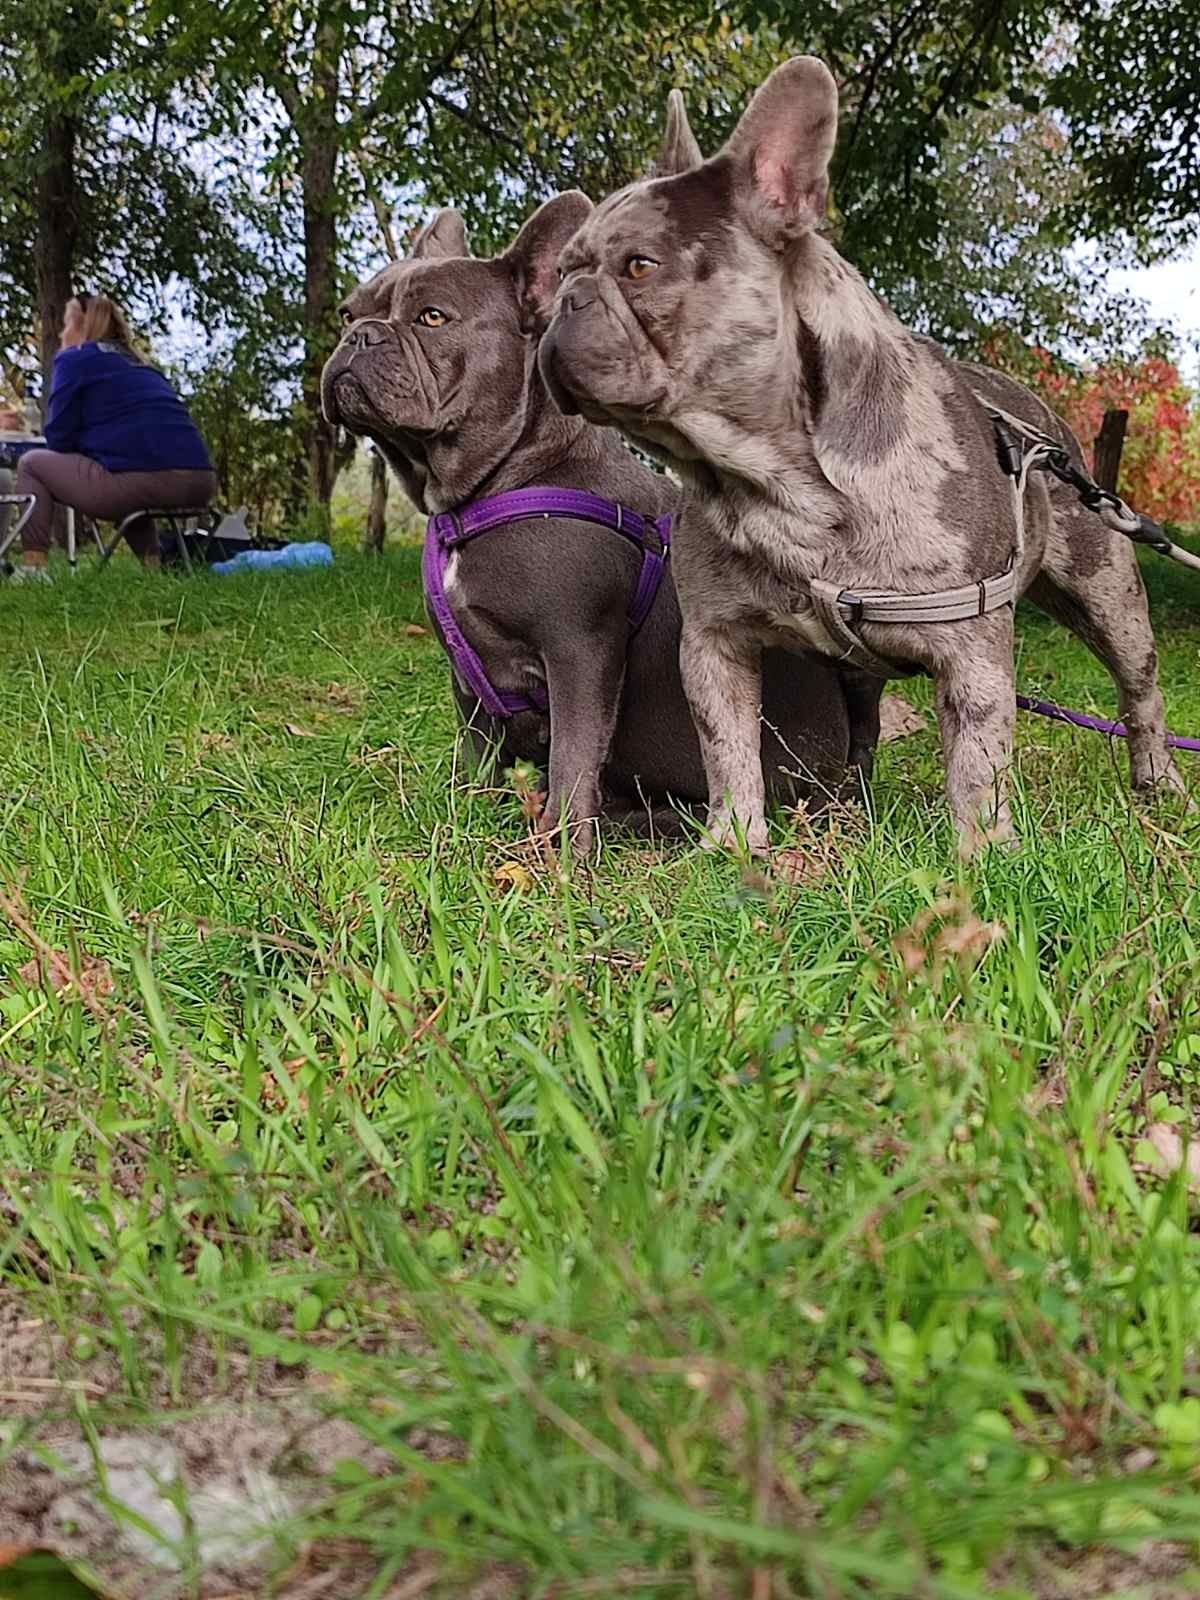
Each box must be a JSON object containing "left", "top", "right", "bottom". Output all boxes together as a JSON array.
[
  {"left": 493, "top": 862, "right": 535, "bottom": 893},
  {"left": 383, "top": 1560, "right": 442, "bottom": 1599},
  {"left": 1145, "top": 1123, "right": 1200, "bottom": 1187},
  {"left": 879, "top": 692, "right": 928, "bottom": 742},
  {"left": 772, "top": 846, "right": 826, "bottom": 887},
  {"left": 17, "top": 949, "right": 114, "bottom": 1000},
  {"left": 403, "top": 623, "right": 429, "bottom": 638},
  {"left": 261, "top": 1054, "right": 311, "bottom": 1112},
  {"left": 284, "top": 722, "right": 317, "bottom": 738},
  {"left": 325, "top": 681, "right": 364, "bottom": 711}
]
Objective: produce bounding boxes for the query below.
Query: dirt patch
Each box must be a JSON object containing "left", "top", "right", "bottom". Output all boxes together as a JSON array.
[
  {"left": 994, "top": 1539, "right": 1200, "bottom": 1598},
  {"left": 0, "top": 1408, "right": 401, "bottom": 1596},
  {"left": 6, "top": 1292, "right": 1198, "bottom": 1599},
  {"left": 0, "top": 1288, "right": 405, "bottom": 1598}
]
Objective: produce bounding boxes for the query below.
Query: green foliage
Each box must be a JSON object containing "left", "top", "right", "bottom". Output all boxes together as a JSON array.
[
  {"left": 1049, "top": 0, "right": 1200, "bottom": 252},
  {"left": 0, "top": 1551, "right": 104, "bottom": 1599},
  {"left": 181, "top": 327, "right": 308, "bottom": 529},
  {"left": 750, "top": 0, "right": 1200, "bottom": 334},
  {"left": 3, "top": 0, "right": 1199, "bottom": 509},
  {"left": 0, "top": 0, "right": 285, "bottom": 392},
  {"left": 0, "top": 549, "right": 1199, "bottom": 1593},
  {"left": 881, "top": 99, "right": 1161, "bottom": 353}
]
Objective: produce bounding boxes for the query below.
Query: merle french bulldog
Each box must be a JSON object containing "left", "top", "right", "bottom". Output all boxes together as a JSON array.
[
  {"left": 541, "top": 62, "right": 1188, "bottom": 854},
  {"left": 321, "top": 193, "right": 868, "bottom": 851}
]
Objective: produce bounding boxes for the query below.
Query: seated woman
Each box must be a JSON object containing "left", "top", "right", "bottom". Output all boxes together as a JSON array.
[{"left": 11, "top": 293, "right": 217, "bottom": 582}]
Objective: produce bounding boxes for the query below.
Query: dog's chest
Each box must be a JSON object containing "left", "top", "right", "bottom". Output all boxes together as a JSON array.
[
  {"left": 442, "top": 554, "right": 547, "bottom": 704},
  {"left": 677, "top": 522, "right": 838, "bottom": 659},
  {"left": 701, "top": 499, "right": 847, "bottom": 655}
]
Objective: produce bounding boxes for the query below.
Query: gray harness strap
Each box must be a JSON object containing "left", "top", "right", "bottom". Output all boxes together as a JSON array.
[
  {"left": 796, "top": 388, "right": 1199, "bottom": 680},
  {"left": 804, "top": 562, "right": 1018, "bottom": 678},
  {"left": 806, "top": 578, "right": 903, "bottom": 677},
  {"left": 834, "top": 565, "right": 1018, "bottom": 624},
  {"left": 792, "top": 392, "right": 1058, "bottom": 678}
]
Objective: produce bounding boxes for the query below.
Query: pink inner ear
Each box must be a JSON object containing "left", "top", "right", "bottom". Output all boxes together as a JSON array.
[
  {"left": 529, "top": 259, "right": 555, "bottom": 304},
  {"left": 754, "top": 148, "right": 797, "bottom": 212},
  {"left": 521, "top": 260, "right": 553, "bottom": 316},
  {"left": 754, "top": 147, "right": 827, "bottom": 222}
]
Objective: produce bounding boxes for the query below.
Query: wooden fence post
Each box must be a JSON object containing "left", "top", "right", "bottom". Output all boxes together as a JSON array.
[{"left": 1093, "top": 408, "right": 1128, "bottom": 494}]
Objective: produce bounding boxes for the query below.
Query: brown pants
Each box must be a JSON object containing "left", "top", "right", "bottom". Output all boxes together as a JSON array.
[{"left": 15, "top": 450, "right": 217, "bottom": 557}]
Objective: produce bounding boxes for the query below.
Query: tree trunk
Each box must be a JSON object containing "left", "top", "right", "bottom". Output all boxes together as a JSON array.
[
  {"left": 34, "top": 98, "right": 82, "bottom": 410},
  {"left": 364, "top": 447, "right": 388, "bottom": 553},
  {"left": 1093, "top": 408, "right": 1128, "bottom": 494},
  {"left": 297, "top": 16, "right": 344, "bottom": 532}
]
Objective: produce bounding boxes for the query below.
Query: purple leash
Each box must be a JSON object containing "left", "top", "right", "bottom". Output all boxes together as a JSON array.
[
  {"left": 424, "top": 486, "right": 672, "bottom": 719},
  {"left": 1017, "top": 695, "right": 1200, "bottom": 753}
]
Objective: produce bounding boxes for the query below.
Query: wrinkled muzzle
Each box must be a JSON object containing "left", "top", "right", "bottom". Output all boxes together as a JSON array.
[
  {"left": 539, "top": 275, "right": 669, "bottom": 425},
  {"left": 320, "top": 320, "right": 434, "bottom": 436}
]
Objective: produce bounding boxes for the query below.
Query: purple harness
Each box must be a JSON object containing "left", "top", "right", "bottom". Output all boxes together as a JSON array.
[{"left": 423, "top": 486, "right": 673, "bottom": 718}]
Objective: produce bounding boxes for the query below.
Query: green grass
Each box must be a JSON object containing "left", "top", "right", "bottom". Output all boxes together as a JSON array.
[{"left": 2, "top": 544, "right": 1200, "bottom": 1599}]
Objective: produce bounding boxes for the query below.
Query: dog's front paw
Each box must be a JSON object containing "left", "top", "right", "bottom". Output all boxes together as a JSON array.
[
  {"left": 1136, "top": 759, "right": 1196, "bottom": 812},
  {"left": 537, "top": 813, "right": 597, "bottom": 861},
  {"left": 701, "top": 810, "right": 770, "bottom": 857},
  {"left": 956, "top": 814, "right": 1018, "bottom": 859}
]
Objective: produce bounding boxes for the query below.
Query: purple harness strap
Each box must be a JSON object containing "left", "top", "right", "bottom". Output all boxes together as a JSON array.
[{"left": 423, "top": 486, "right": 672, "bottom": 719}]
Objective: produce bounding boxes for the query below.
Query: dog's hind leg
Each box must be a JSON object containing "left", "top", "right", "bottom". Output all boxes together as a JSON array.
[
  {"left": 838, "top": 666, "right": 886, "bottom": 797},
  {"left": 1028, "top": 501, "right": 1188, "bottom": 799}
]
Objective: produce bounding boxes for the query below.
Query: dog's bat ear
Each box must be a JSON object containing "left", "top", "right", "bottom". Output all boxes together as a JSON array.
[
  {"left": 653, "top": 89, "right": 703, "bottom": 176},
  {"left": 725, "top": 56, "right": 838, "bottom": 239},
  {"left": 409, "top": 208, "right": 470, "bottom": 260},
  {"left": 503, "top": 190, "right": 593, "bottom": 334}
]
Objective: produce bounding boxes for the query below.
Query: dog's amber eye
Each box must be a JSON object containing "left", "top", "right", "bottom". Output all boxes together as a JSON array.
[
  {"left": 339, "top": 307, "right": 353, "bottom": 326},
  {"left": 416, "top": 307, "right": 450, "bottom": 328},
  {"left": 626, "top": 256, "right": 659, "bottom": 281}
]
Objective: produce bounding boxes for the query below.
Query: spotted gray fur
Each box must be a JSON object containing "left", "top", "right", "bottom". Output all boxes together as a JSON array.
[{"left": 540, "top": 57, "right": 1188, "bottom": 852}]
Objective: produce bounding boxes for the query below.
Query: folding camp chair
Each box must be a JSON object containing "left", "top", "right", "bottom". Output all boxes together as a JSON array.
[
  {"left": 96, "top": 506, "right": 284, "bottom": 572},
  {"left": 0, "top": 493, "right": 88, "bottom": 575},
  {"left": 97, "top": 506, "right": 221, "bottom": 573},
  {"left": 0, "top": 493, "right": 36, "bottom": 573}
]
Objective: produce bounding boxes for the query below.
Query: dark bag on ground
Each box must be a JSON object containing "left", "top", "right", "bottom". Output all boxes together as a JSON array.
[{"left": 157, "top": 509, "right": 286, "bottom": 567}]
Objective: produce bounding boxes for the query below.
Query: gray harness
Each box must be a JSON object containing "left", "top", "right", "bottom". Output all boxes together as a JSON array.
[
  {"left": 805, "top": 563, "right": 1018, "bottom": 678},
  {"left": 792, "top": 394, "right": 1198, "bottom": 678}
]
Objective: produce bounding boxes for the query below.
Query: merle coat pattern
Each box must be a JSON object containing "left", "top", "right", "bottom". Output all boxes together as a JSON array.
[
  {"left": 320, "top": 194, "right": 861, "bottom": 850},
  {"left": 539, "top": 60, "right": 1188, "bottom": 853}
]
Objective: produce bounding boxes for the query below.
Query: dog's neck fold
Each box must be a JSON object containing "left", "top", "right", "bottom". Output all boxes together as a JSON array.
[{"left": 381, "top": 352, "right": 656, "bottom": 517}]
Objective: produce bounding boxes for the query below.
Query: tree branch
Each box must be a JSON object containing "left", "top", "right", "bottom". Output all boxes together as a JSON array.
[{"left": 424, "top": 87, "right": 522, "bottom": 152}]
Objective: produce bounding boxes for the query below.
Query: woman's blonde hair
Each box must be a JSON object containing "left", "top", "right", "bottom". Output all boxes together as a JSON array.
[{"left": 72, "top": 293, "right": 145, "bottom": 362}]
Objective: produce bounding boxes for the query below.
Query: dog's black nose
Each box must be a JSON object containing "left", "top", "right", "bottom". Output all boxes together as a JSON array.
[
  {"left": 343, "top": 318, "right": 391, "bottom": 351},
  {"left": 561, "top": 275, "right": 600, "bottom": 316}
]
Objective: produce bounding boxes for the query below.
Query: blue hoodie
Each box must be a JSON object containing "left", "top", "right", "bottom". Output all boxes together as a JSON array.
[{"left": 44, "top": 341, "right": 212, "bottom": 474}]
